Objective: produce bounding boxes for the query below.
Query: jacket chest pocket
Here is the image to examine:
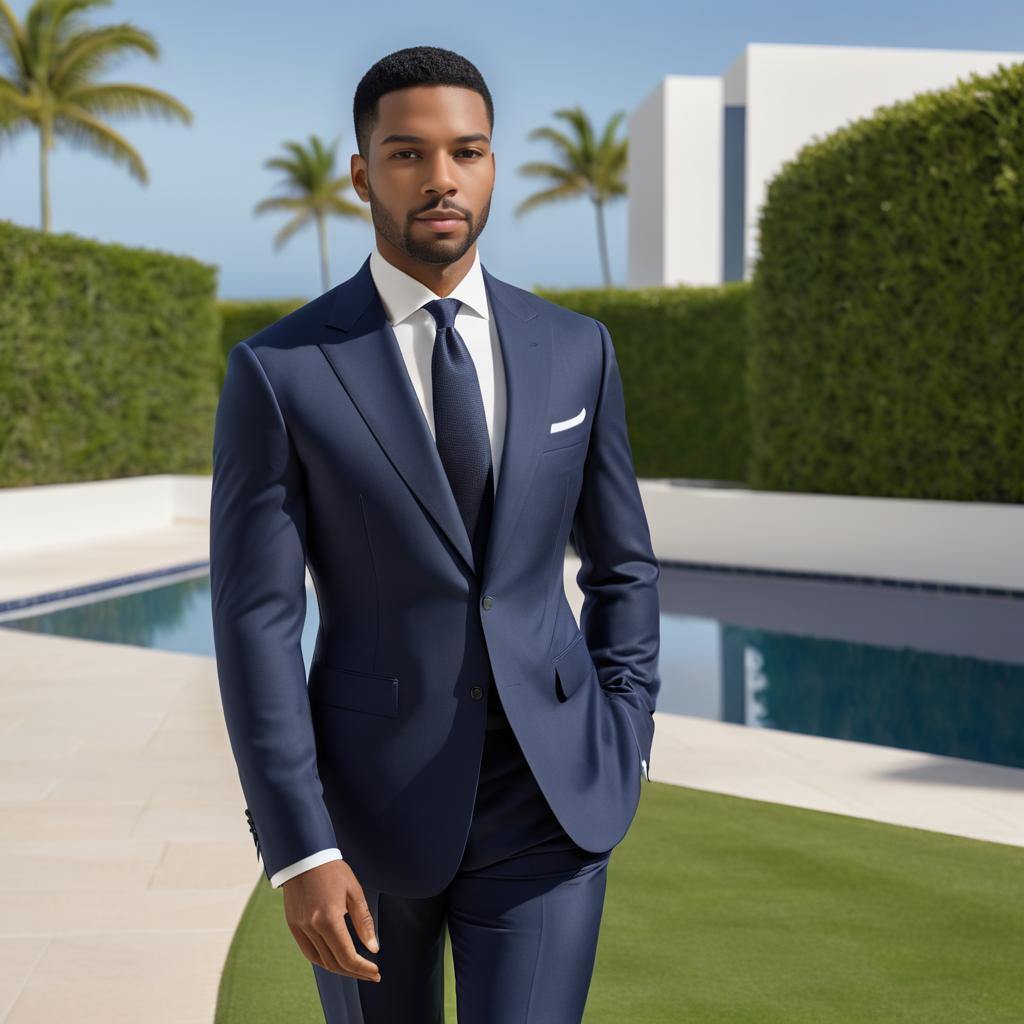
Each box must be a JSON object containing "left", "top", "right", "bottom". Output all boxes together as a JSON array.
[{"left": 541, "top": 401, "right": 590, "bottom": 455}]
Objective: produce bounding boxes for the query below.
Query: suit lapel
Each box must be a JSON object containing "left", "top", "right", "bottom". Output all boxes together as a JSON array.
[
  {"left": 319, "top": 254, "right": 552, "bottom": 585},
  {"left": 479, "top": 263, "right": 552, "bottom": 586}
]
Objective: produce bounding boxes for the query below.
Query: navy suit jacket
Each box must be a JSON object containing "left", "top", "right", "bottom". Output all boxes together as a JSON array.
[{"left": 210, "top": 253, "right": 661, "bottom": 898}]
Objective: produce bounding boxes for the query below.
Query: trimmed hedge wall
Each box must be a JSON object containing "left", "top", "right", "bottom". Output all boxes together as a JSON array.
[
  {"left": 0, "top": 219, "right": 222, "bottom": 485},
  {"left": 536, "top": 282, "right": 751, "bottom": 483},
  {"left": 748, "top": 60, "right": 1024, "bottom": 503},
  {"left": 217, "top": 298, "right": 307, "bottom": 390}
]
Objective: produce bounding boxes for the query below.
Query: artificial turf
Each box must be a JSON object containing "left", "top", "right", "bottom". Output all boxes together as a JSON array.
[{"left": 215, "top": 781, "right": 1024, "bottom": 1023}]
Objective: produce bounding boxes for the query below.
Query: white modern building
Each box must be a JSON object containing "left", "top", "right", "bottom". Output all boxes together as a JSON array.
[{"left": 627, "top": 42, "right": 1024, "bottom": 288}]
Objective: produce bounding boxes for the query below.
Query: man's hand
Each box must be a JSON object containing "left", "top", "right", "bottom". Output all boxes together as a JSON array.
[{"left": 282, "top": 859, "right": 382, "bottom": 982}]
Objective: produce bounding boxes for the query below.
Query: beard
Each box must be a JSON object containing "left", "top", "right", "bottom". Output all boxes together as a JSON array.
[{"left": 367, "top": 179, "right": 490, "bottom": 265}]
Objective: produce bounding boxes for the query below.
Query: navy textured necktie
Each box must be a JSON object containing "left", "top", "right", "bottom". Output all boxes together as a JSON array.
[{"left": 421, "top": 297, "right": 494, "bottom": 573}]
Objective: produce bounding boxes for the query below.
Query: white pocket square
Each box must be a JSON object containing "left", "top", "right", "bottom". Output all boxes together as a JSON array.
[{"left": 549, "top": 406, "right": 586, "bottom": 433}]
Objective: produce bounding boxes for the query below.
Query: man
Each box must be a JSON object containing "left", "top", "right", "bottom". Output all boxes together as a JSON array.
[{"left": 210, "top": 45, "right": 660, "bottom": 1023}]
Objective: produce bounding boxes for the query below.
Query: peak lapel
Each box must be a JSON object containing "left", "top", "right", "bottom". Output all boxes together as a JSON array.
[
  {"left": 317, "top": 256, "right": 552, "bottom": 586},
  {"left": 479, "top": 264, "right": 552, "bottom": 588},
  {"left": 319, "top": 256, "right": 476, "bottom": 575}
]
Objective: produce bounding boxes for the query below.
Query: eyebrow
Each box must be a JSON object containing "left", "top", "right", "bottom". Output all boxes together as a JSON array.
[{"left": 379, "top": 133, "right": 491, "bottom": 146}]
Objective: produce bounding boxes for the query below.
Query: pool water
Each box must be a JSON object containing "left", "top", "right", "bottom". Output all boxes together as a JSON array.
[{"left": 3, "top": 562, "right": 1022, "bottom": 769}]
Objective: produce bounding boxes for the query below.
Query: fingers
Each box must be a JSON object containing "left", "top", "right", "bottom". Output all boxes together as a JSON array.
[
  {"left": 288, "top": 923, "right": 325, "bottom": 968},
  {"left": 291, "top": 922, "right": 335, "bottom": 973},
  {"left": 292, "top": 916, "right": 380, "bottom": 981},
  {"left": 320, "top": 912, "right": 381, "bottom": 982},
  {"left": 349, "top": 889, "right": 380, "bottom": 954}
]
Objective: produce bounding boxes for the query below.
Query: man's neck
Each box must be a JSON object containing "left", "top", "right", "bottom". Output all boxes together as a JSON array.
[{"left": 375, "top": 236, "right": 476, "bottom": 297}]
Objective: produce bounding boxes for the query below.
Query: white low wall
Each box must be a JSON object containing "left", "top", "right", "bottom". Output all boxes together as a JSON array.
[
  {"left": 643, "top": 480, "right": 1022, "bottom": 592},
  {"left": 0, "top": 474, "right": 208, "bottom": 557},
  {"left": 0, "top": 475, "right": 1020, "bottom": 592}
]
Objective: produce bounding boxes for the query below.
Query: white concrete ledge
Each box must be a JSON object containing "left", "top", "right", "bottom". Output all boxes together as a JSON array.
[
  {"left": 0, "top": 474, "right": 210, "bottom": 557},
  {"left": 642, "top": 478, "right": 1023, "bottom": 592}
]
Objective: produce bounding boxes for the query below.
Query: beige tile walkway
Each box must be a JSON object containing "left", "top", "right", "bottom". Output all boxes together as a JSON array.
[
  {"left": 0, "top": 628, "right": 251, "bottom": 1024},
  {"left": 1, "top": 523, "right": 1021, "bottom": 1022},
  {"left": 0, "top": 521, "right": 209, "bottom": 607}
]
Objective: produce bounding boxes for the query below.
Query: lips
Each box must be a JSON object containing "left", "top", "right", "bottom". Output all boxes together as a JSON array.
[
  {"left": 416, "top": 212, "right": 466, "bottom": 232},
  {"left": 416, "top": 212, "right": 466, "bottom": 221}
]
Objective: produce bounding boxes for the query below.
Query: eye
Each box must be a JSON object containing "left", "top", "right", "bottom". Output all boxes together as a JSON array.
[{"left": 389, "top": 149, "right": 485, "bottom": 160}]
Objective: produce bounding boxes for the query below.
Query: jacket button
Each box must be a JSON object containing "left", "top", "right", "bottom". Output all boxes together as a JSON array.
[
  {"left": 482, "top": 596, "right": 493, "bottom": 609},
  {"left": 470, "top": 686, "right": 484, "bottom": 700}
]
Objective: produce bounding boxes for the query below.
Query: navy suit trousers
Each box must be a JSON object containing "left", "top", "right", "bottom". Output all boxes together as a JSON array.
[{"left": 312, "top": 673, "right": 613, "bottom": 1023}]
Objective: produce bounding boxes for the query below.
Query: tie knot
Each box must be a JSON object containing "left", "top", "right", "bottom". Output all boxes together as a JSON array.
[{"left": 421, "top": 297, "right": 462, "bottom": 331}]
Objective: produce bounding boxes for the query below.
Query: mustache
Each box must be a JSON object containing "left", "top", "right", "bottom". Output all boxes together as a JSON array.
[{"left": 414, "top": 203, "right": 470, "bottom": 218}]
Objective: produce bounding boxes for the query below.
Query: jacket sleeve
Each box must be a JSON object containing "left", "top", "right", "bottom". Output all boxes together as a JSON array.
[
  {"left": 570, "top": 318, "right": 661, "bottom": 772},
  {"left": 210, "top": 341, "right": 339, "bottom": 882}
]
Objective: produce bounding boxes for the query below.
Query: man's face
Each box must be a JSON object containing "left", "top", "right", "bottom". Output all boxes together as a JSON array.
[{"left": 353, "top": 84, "right": 494, "bottom": 265}]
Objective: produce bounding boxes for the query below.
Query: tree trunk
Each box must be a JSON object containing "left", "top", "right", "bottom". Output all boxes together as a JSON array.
[
  {"left": 39, "top": 124, "right": 51, "bottom": 234},
  {"left": 594, "top": 197, "right": 611, "bottom": 288},
  {"left": 316, "top": 211, "right": 330, "bottom": 293}
]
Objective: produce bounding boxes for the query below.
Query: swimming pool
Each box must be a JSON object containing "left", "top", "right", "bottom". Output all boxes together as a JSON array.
[{"left": 3, "top": 560, "right": 1022, "bottom": 769}]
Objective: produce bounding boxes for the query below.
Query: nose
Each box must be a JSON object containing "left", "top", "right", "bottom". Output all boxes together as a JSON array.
[{"left": 421, "top": 150, "right": 459, "bottom": 199}]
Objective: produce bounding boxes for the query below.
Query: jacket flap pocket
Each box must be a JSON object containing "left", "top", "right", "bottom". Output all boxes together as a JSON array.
[
  {"left": 308, "top": 663, "right": 399, "bottom": 717},
  {"left": 553, "top": 634, "right": 593, "bottom": 702}
]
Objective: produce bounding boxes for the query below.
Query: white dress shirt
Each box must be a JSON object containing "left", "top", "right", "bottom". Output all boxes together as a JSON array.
[{"left": 269, "top": 243, "right": 506, "bottom": 887}]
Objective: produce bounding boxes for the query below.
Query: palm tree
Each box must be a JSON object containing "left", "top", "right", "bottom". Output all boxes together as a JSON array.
[
  {"left": 254, "top": 133, "right": 370, "bottom": 293},
  {"left": 0, "top": 0, "right": 192, "bottom": 233},
  {"left": 515, "top": 105, "right": 628, "bottom": 288}
]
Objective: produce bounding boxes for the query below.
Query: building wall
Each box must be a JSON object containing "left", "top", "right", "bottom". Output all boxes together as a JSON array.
[
  {"left": 629, "top": 42, "right": 1024, "bottom": 286},
  {"left": 628, "top": 75, "right": 722, "bottom": 287},
  {"left": 626, "top": 83, "right": 665, "bottom": 288}
]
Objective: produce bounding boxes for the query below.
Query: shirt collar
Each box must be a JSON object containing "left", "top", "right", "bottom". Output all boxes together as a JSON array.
[{"left": 369, "top": 242, "right": 490, "bottom": 326}]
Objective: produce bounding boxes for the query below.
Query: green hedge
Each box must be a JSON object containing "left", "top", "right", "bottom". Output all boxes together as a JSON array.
[
  {"left": 749, "top": 60, "right": 1024, "bottom": 502},
  {"left": 537, "top": 283, "right": 751, "bottom": 483},
  {"left": 0, "top": 219, "right": 222, "bottom": 486},
  {"left": 217, "top": 298, "right": 307, "bottom": 390}
]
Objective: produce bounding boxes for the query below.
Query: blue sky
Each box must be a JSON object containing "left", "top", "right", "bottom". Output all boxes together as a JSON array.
[{"left": 1, "top": 0, "right": 1022, "bottom": 298}]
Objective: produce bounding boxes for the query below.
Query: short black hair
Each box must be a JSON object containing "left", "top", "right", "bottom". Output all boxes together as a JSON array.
[{"left": 352, "top": 46, "right": 494, "bottom": 159}]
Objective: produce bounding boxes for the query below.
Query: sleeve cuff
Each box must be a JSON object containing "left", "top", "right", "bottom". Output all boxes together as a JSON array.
[{"left": 269, "top": 848, "right": 343, "bottom": 888}]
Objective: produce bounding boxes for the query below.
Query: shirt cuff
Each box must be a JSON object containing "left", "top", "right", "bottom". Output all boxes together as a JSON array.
[{"left": 269, "top": 848, "right": 343, "bottom": 888}]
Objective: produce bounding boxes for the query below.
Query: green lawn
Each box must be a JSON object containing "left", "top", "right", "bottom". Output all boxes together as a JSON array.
[{"left": 215, "top": 782, "right": 1024, "bottom": 1023}]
